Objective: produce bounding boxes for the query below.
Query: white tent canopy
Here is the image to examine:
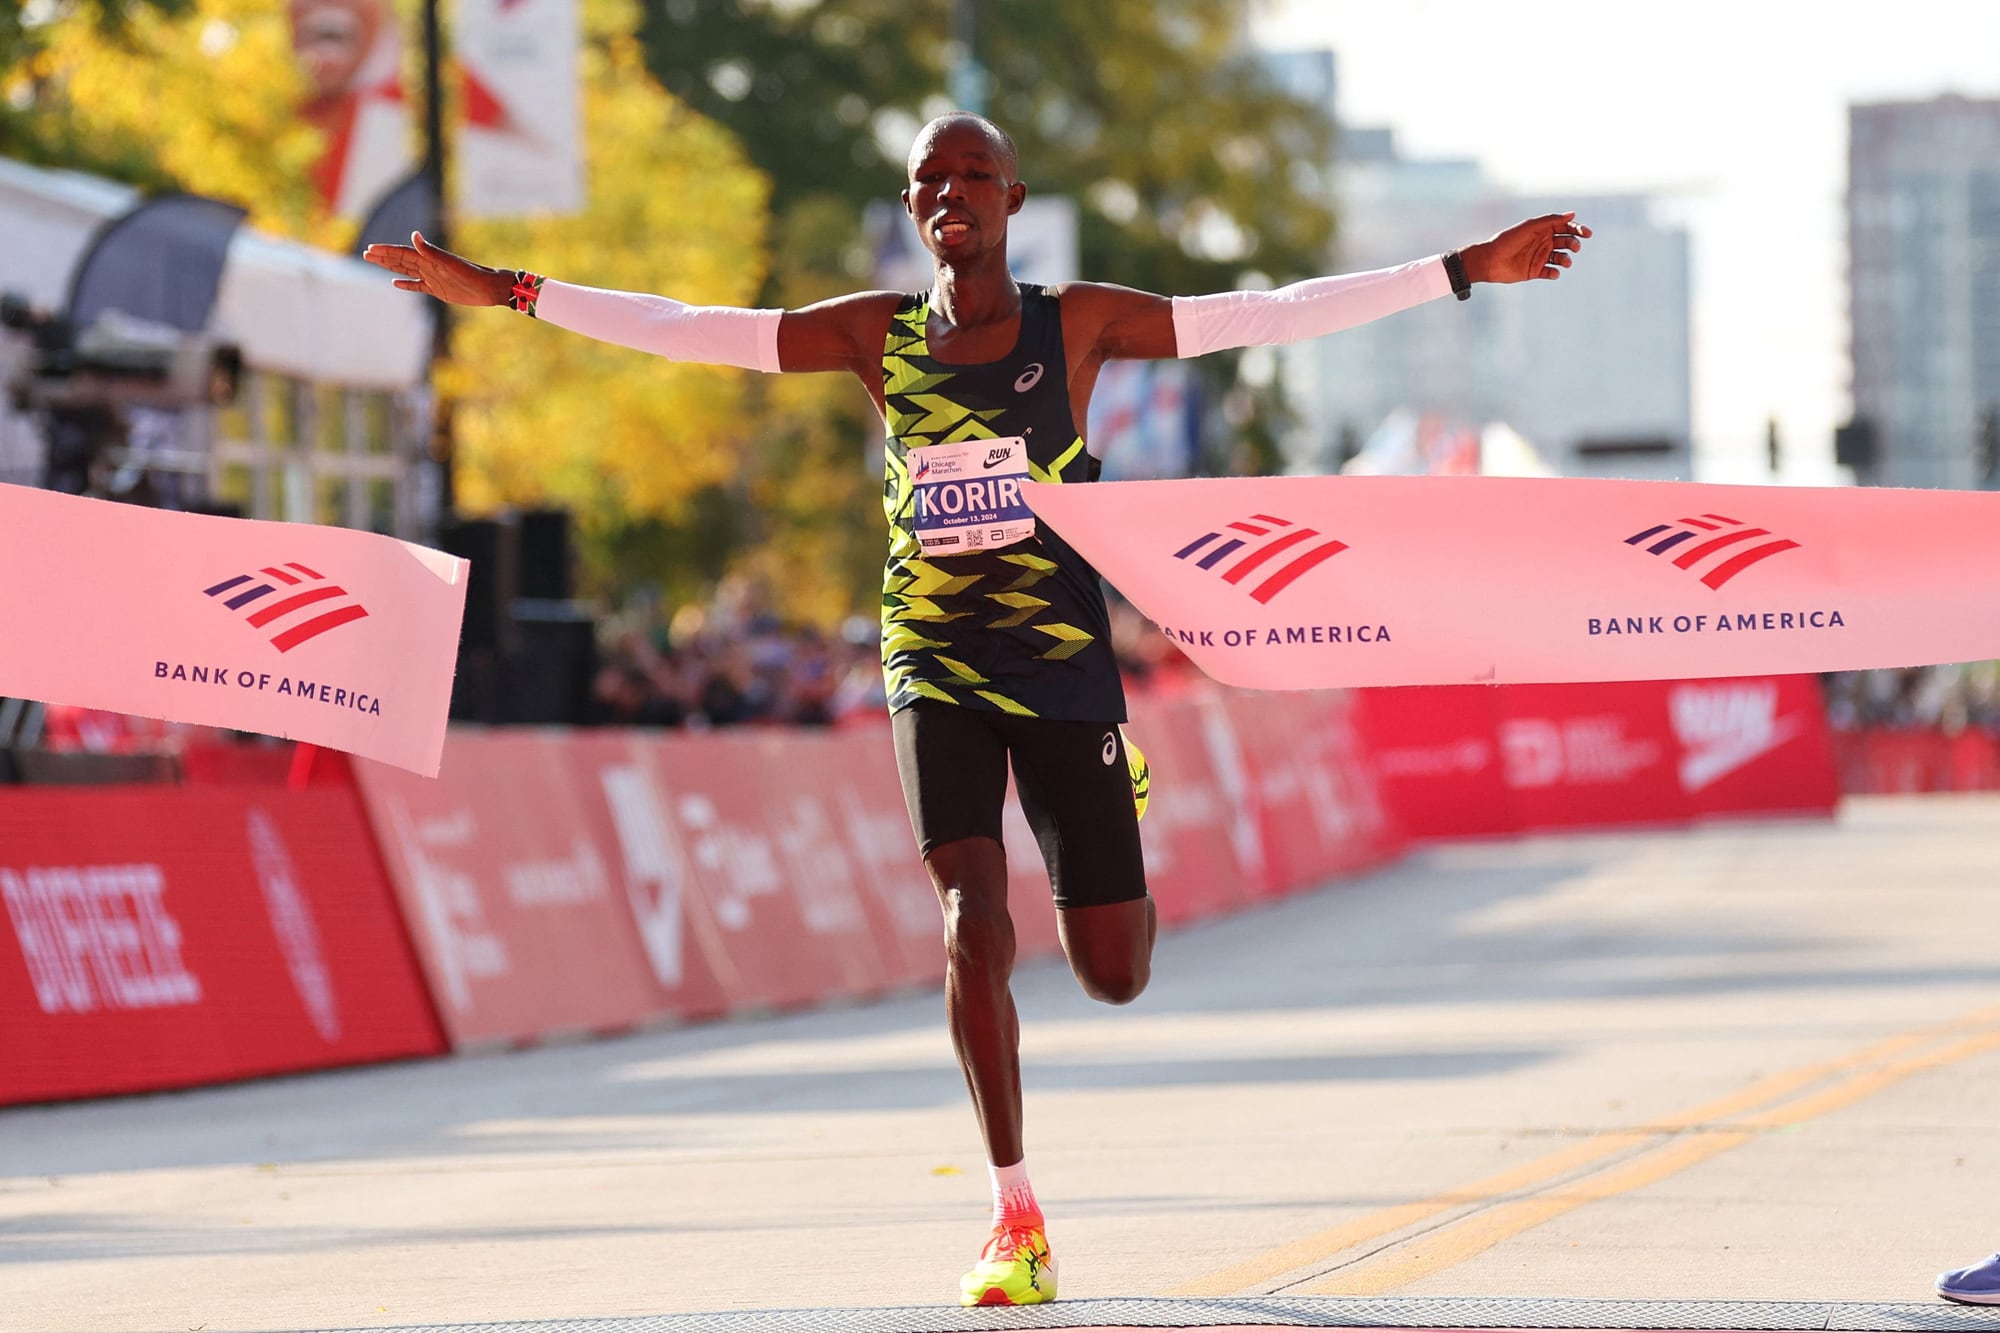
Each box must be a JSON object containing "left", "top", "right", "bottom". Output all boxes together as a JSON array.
[
  {"left": 0, "top": 156, "right": 428, "bottom": 390},
  {"left": 1341, "top": 408, "right": 1558, "bottom": 478}
]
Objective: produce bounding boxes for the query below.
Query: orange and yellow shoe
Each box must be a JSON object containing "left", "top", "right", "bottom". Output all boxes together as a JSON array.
[{"left": 959, "top": 1218, "right": 1058, "bottom": 1306}]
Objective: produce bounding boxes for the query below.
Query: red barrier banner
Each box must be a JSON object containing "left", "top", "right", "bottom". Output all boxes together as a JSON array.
[
  {"left": 1829, "top": 727, "right": 2000, "bottom": 794},
  {"left": 1125, "top": 695, "right": 1249, "bottom": 926},
  {"left": 1, "top": 786, "right": 443, "bottom": 1105},
  {"left": 812, "top": 732, "right": 948, "bottom": 989},
  {"left": 1358, "top": 676, "right": 1838, "bottom": 839},
  {"left": 1219, "top": 689, "right": 1404, "bottom": 891},
  {"left": 1354, "top": 686, "right": 1515, "bottom": 839},
  {"left": 354, "top": 731, "right": 706, "bottom": 1046},
  {"left": 1664, "top": 675, "right": 1839, "bottom": 818},
  {"left": 628, "top": 731, "right": 897, "bottom": 1011}
]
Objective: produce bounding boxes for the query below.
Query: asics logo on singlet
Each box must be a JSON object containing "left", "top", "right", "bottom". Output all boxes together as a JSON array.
[
  {"left": 983, "top": 447, "right": 1013, "bottom": 469},
  {"left": 1013, "top": 362, "right": 1045, "bottom": 392},
  {"left": 1101, "top": 732, "right": 1117, "bottom": 765}
]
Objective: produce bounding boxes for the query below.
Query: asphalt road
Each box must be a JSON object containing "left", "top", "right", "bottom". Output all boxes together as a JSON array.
[{"left": 6, "top": 795, "right": 2000, "bottom": 1333}]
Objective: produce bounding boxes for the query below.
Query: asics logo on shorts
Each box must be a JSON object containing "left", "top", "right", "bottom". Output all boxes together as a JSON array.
[
  {"left": 1013, "top": 362, "right": 1044, "bottom": 392},
  {"left": 1101, "top": 732, "right": 1117, "bottom": 765}
]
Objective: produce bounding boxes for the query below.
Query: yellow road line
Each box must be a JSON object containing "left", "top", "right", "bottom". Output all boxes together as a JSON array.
[
  {"left": 1172, "top": 1004, "right": 2000, "bottom": 1299},
  {"left": 1300, "top": 1024, "right": 2000, "bottom": 1296}
]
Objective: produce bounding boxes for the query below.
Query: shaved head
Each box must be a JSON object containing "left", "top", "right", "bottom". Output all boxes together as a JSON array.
[{"left": 907, "top": 113, "right": 1018, "bottom": 183}]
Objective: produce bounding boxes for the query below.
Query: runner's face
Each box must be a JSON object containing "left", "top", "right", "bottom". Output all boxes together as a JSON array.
[{"left": 902, "top": 121, "right": 1023, "bottom": 262}]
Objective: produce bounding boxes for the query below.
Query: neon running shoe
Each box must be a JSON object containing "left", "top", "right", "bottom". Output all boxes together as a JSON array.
[
  {"left": 1122, "top": 726, "right": 1150, "bottom": 822},
  {"left": 959, "top": 1219, "right": 1058, "bottom": 1306}
]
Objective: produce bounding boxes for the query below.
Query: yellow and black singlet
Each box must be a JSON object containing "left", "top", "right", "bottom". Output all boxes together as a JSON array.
[{"left": 879, "top": 283, "right": 1126, "bottom": 722}]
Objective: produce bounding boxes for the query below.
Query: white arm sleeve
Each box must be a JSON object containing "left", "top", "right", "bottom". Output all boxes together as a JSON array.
[
  {"left": 534, "top": 280, "right": 784, "bottom": 373},
  {"left": 1171, "top": 255, "right": 1452, "bottom": 358}
]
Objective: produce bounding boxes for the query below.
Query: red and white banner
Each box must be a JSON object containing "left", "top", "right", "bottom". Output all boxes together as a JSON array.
[
  {"left": 0, "top": 484, "right": 467, "bottom": 775},
  {"left": 1024, "top": 475, "right": 2000, "bottom": 689},
  {"left": 0, "top": 786, "right": 444, "bottom": 1106},
  {"left": 290, "top": 0, "right": 414, "bottom": 218},
  {"left": 1357, "top": 676, "right": 1839, "bottom": 838},
  {"left": 354, "top": 730, "right": 722, "bottom": 1046},
  {"left": 348, "top": 689, "right": 1405, "bottom": 1047},
  {"left": 455, "top": 0, "right": 583, "bottom": 218}
]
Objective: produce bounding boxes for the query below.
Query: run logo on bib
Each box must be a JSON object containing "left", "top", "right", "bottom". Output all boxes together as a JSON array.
[{"left": 911, "top": 437, "right": 1035, "bottom": 554}]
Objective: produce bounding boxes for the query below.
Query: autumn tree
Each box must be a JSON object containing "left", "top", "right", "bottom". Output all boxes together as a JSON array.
[
  {"left": 3, "top": 0, "right": 841, "bottom": 617},
  {"left": 447, "top": 2, "right": 778, "bottom": 610},
  {"left": 631, "top": 0, "right": 1341, "bottom": 615},
  {"left": 640, "top": 0, "right": 1337, "bottom": 298},
  {"left": 2, "top": 0, "right": 325, "bottom": 238}
]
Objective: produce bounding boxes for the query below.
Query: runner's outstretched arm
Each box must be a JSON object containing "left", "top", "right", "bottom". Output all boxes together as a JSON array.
[
  {"left": 361, "top": 231, "right": 895, "bottom": 378},
  {"left": 1062, "top": 212, "right": 1592, "bottom": 363}
]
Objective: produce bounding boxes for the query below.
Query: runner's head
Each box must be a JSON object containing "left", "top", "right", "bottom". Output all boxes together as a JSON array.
[{"left": 902, "top": 114, "right": 1024, "bottom": 263}]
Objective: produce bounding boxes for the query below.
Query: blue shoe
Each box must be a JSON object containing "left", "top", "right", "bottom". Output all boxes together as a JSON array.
[{"left": 1938, "top": 1253, "right": 2000, "bottom": 1304}]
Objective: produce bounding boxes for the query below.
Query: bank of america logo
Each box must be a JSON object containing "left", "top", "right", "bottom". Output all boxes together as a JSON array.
[
  {"left": 203, "top": 563, "right": 369, "bottom": 652},
  {"left": 1624, "top": 513, "right": 1800, "bottom": 589},
  {"left": 1172, "top": 513, "right": 1348, "bottom": 605}
]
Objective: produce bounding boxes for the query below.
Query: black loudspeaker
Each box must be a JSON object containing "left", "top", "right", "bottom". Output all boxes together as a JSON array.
[
  {"left": 504, "top": 600, "right": 598, "bottom": 725},
  {"left": 516, "top": 508, "right": 574, "bottom": 601},
  {"left": 439, "top": 517, "right": 516, "bottom": 653}
]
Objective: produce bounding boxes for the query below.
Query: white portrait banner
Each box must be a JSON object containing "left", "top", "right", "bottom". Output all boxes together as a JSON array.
[
  {"left": 0, "top": 484, "right": 467, "bottom": 775},
  {"left": 455, "top": 0, "right": 584, "bottom": 218}
]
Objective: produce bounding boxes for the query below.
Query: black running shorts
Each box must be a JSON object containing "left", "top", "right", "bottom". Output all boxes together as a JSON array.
[{"left": 890, "top": 699, "right": 1148, "bottom": 910}]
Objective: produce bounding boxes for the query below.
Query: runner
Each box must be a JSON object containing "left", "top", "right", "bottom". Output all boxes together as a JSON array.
[{"left": 365, "top": 111, "right": 1588, "bottom": 1306}]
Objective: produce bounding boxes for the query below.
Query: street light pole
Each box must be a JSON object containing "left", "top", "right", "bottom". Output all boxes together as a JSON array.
[
  {"left": 948, "top": 0, "right": 986, "bottom": 114},
  {"left": 421, "top": 0, "right": 455, "bottom": 517}
]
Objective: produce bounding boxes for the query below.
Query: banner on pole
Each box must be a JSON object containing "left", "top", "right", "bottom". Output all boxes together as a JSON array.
[
  {"left": 290, "top": 0, "right": 415, "bottom": 220},
  {"left": 1023, "top": 475, "right": 2000, "bottom": 689},
  {"left": 455, "top": 0, "right": 584, "bottom": 219},
  {"left": 0, "top": 485, "right": 466, "bottom": 775}
]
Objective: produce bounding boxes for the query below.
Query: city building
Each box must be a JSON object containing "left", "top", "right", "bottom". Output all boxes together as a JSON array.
[
  {"left": 1262, "top": 51, "right": 1693, "bottom": 481},
  {"left": 1847, "top": 95, "right": 2000, "bottom": 489}
]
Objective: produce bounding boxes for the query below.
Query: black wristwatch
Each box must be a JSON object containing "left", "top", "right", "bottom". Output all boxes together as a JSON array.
[{"left": 1442, "top": 250, "right": 1472, "bottom": 301}]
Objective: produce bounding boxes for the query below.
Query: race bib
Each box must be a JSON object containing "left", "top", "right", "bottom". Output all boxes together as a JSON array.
[{"left": 909, "top": 436, "right": 1036, "bottom": 555}]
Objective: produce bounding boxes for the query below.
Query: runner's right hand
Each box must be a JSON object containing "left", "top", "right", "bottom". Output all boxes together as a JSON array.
[{"left": 362, "top": 231, "right": 515, "bottom": 306}]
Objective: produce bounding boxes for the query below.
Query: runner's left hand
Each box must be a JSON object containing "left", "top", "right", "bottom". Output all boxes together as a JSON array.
[{"left": 1462, "top": 213, "right": 1591, "bottom": 284}]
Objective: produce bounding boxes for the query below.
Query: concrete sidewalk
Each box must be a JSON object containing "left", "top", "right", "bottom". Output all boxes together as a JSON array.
[{"left": 5, "top": 796, "right": 2000, "bottom": 1332}]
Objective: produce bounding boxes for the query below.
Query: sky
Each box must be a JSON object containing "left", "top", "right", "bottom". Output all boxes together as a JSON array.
[{"left": 1249, "top": 0, "right": 2000, "bottom": 483}]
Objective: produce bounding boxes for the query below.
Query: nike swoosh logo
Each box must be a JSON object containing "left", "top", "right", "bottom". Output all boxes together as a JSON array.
[{"left": 1679, "top": 714, "right": 1806, "bottom": 791}]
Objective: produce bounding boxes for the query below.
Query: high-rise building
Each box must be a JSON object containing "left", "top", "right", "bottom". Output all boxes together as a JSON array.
[
  {"left": 1847, "top": 95, "right": 2000, "bottom": 489},
  {"left": 1262, "top": 51, "right": 1693, "bottom": 480}
]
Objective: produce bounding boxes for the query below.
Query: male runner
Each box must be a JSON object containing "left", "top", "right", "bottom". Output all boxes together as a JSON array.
[{"left": 366, "top": 112, "right": 1587, "bottom": 1306}]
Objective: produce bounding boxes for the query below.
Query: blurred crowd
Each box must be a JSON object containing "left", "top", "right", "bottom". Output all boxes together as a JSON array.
[
  {"left": 589, "top": 578, "right": 1197, "bottom": 731},
  {"left": 1822, "top": 663, "right": 2000, "bottom": 734}
]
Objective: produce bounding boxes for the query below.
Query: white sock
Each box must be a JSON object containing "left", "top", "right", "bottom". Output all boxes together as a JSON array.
[{"left": 990, "top": 1159, "right": 1041, "bottom": 1224}]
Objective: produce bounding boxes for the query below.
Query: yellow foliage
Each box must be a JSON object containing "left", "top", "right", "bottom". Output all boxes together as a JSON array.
[
  {"left": 31, "top": 0, "right": 326, "bottom": 240},
  {"left": 445, "top": 20, "right": 772, "bottom": 536},
  {"left": 16, "top": 0, "right": 873, "bottom": 618}
]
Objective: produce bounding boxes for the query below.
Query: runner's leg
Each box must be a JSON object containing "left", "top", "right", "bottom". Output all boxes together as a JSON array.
[
  {"left": 892, "top": 702, "right": 1023, "bottom": 1165},
  {"left": 1008, "top": 717, "right": 1155, "bottom": 1004},
  {"left": 925, "top": 836, "right": 1022, "bottom": 1163}
]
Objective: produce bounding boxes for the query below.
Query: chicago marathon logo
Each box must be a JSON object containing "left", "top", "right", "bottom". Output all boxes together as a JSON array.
[
  {"left": 1172, "top": 513, "right": 1348, "bottom": 605},
  {"left": 203, "top": 562, "right": 369, "bottom": 652},
  {"left": 1624, "top": 513, "right": 1799, "bottom": 589}
]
